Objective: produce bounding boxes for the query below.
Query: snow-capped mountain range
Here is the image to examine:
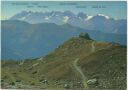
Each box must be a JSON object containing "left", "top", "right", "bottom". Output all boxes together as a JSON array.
[{"left": 10, "top": 11, "right": 126, "bottom": 34}]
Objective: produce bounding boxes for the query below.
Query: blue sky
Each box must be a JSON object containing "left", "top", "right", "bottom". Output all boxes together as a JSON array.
[{"left": 1, "top": 1, "right": 127, "bottom": 20}]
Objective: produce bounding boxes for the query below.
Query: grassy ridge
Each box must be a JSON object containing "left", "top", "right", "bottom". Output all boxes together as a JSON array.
[{"left": 1, "top": 37, "right": 126, "bottom": 89}]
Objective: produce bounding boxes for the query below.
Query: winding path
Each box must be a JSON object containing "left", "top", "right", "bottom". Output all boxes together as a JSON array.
[
  {"left": 73, "top": 42, "right": 96, "bottom": 90},
  {"left": 73, "top": 58, "right": 89, "bottom": 90}
]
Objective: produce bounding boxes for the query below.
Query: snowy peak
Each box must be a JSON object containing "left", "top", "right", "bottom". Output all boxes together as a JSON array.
[
  {"left": 86, "top": 15, "right": 93, "bottom": 20},
  {"left": 63, "top": 16, "right": 69, "bottom": 23},
  {"left": 88, "top": 14, "right": 111, "bottom": 21},
  {"left": 97, "top": 14, "right": 110, "bottom": 19},
  {"left": 85, "top": 14, "right": 110, "bottom": 21},
  {"left": 10, "top": 11, "right": 112, "bottom": 22},
  {"left": 9, "top": 11, "right": 126, "bottom": 34}
]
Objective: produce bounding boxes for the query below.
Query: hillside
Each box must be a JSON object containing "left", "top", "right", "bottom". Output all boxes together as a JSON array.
[
  {"left": 1, "top": 35, "right": 126, "bottom": 89},
  {"left": 1, "top": 20, "right": 126, "bottom": 60}
]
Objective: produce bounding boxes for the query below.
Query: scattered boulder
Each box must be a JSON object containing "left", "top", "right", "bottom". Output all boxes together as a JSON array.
[
  {"left": 1, "top": 79, "right": 4, "bottom": 82},
  {"left": 16, "top": 80, "right": 21, "bottom": 82},
  {"left": 77, "top": 81, "right": 81, "bottom": 84},
  {"left": 64, "top": 84, "right": 70, "bottom": 89},
  {"left": 55, "top": 80, "right": 61, "bottom": 85},
  {"left": 12, "top": 72, "right": 17, "bottom": 74},
  {"left": 32, "top": 71, "right": 37, "bottom": 74},
  {"left": 87, "top": 78, "right": 98, "bottom": 85},
  {"left": 9, "top": 82, "right": 15, "bottom": 86},
  {"left": 55, "top": 80, "right": 59, "bottom": 83},
  {"left": 42, "top": 80, "right": 48, "bottom": 84}
]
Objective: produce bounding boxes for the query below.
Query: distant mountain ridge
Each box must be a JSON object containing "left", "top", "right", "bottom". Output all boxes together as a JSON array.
[
  {"left": 10, "top": 11, "right": 127, "bottom": 34},
  {"left": 2, "top": 20, "right": 126, "bottom": 60}
]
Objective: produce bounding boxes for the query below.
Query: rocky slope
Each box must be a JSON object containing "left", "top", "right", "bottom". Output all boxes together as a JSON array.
[{"left": 1, "top": 34, "right": 126, "bottom": 89}]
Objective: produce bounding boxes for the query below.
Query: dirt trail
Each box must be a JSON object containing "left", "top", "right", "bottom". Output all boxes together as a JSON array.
[
  {"left": 73, "top": 58, "right": 89, "bottom": 90},
  {"left": 91, "top": 42, "right": 95, "bottom": 52},
  {"left": 72, "top": 41, "right": 113, "bottom": 90},
  {"left": 73, "top": 42, "right": 96, "bottom": 90}
]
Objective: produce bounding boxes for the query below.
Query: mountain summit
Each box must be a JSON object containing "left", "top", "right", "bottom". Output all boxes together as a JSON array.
[{"left": 79, "top": 32, "right": 91, "bottom": 40}]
